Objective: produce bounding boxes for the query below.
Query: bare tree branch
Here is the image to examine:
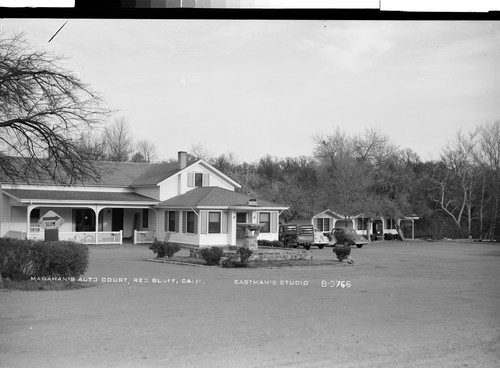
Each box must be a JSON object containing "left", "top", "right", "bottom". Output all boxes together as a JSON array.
[{"left": 0, "top": 32, "right": 112, "bottom": 185}]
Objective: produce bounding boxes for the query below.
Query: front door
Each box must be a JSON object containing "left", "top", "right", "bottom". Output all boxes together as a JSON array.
[{"left": 111, "top": 208, "right": 124, "bottom": 232}]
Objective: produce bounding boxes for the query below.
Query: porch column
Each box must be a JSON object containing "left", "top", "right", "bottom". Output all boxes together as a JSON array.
[
  {"left": 93, "top": 206, "right": 101, "bottom": 245},
  {"left": 151, "top": 208, "right": 159, "bottom": 241},
  {"left": 229, "top": 210, "right": 237, "bottom": 246},
  {"left": 367, "top": 219, "right": 372, "bottom": 243},
  {"left": 26, "top": 204, "right": 38, "bottom": 239}
]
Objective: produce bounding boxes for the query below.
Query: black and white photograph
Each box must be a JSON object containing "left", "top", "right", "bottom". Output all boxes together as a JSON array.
[{"left": 1, "top": 2, "right": 499, "bottom": 367}]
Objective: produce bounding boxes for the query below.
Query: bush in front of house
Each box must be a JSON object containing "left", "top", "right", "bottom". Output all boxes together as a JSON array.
[
  {"left": 200, "top": 246, "right": 224, "bottom": 266},
  {"left": 334, "top": 244, "right": 351, "bottom": 262},
  {"left": 30, "top": 241, "right": 89, "bottom": 278},
  {"left": 257, "top": 240, "right": 284, "bottom": 248},
  {"left": 0, "top": 238, "right": 89, "bottom": 281},
  {"left": 221, "top": 247, "right": 254, "bottom": 268},
  {"left": 149, "top": 240, "right": 181, "bottom": 258},
  {"left": 238, "top": 247, "right": 253, "bottom": 265},
  {"left": 0, "top": 237, "right": 33, "bottom": 281}
]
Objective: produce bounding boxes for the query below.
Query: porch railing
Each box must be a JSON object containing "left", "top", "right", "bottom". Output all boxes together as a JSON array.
[
  {"left": 134, "top": 230, "right": 156, "bottom": 244},
  {"left": 28, "top": 231, "right": 123, "bottom": 245}
]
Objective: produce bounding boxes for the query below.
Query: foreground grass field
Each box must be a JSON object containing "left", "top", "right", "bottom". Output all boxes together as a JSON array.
[{"left": 1, "top": 240, "right": 499, "bottom": 367}]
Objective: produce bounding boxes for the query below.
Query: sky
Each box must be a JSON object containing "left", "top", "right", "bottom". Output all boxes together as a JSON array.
[{"left": 1, "top": 17, "right": 500, "bottom": 163}]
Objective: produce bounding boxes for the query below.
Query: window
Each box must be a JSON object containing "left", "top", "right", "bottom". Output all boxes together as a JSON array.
[
  {"left": 186, "top": 211, "right": 196, "bottom": 233},
  {"left": 142, "top": 209, "right": 149, "bottom": 228},
  {"left": 236, "top": 212, "right": 247, "bottom": 224},
  {"left": 316, "top": 218, "right": 330, "bottom": 232},
  {"left": 208, "top": 212, "right": 221, "bottom": 233},
  {"left": 357, "top": 218, "right": 368, "bottom": 230},
  {"left": 386, "top": 218, "right": 396, "bottom": 229},
  {"left": 195, "top": 173, "right": 203, "bottom": 187},
  {"left": 259, "top": 212, "right": 270, "bottom": 233},
  {"left": 168, "top": 211, "right": 176, "bottom": 232}
]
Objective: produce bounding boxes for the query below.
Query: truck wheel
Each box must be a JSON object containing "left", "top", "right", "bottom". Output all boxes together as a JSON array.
[
  {"left": 304, "top": 244, "right": 311, "bottom": 250},
  {"left": 317, "top": 244, "right": 324, "bottom": 249},
  {"left": 356, "top": 244, "right": 363, "bottom": 248},
  {"left": 285, "top": 237, "right": 294, "bottom": 248}
]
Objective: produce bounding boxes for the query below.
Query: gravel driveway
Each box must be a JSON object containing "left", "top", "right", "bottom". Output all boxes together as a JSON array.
[{"left": 1, "top": 240, "right": 499, "bottom": 367}]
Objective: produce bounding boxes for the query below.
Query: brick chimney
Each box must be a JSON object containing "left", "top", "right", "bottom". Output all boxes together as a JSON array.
[{"left": 178, "top": 151, "right": 187, "bottom": 170}]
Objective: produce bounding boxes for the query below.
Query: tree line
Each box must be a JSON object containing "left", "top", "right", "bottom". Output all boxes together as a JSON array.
[{"left": 198, "top": 123, "right": 499, "bottom": 240}]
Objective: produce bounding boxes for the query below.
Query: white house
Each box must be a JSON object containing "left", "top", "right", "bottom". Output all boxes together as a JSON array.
[
  {"left": 311, "top": 209, "right": 418, "bottom": 240},
  {"left": 0, "top": 152, "right": 288, "bottom": 247}
]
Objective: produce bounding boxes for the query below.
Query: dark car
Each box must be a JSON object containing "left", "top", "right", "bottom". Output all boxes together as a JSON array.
[{"left": 330, "top": 227, "right": 369, "bottom": 248}]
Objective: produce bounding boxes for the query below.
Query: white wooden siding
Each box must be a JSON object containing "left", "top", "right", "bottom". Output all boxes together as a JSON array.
[
  {"left": 157, "top": 162, "right": 237, "bottom": 201},
  {"left": 198, "top": 233, "right": 232, "bottom": 247},
  {"left": 134, "top": 186, "right": 160, "bottom": 200},
  {"left": 159, "top": 182, "right": 179, "bottom": 201},
  {"left": 168, "top": 232, "right": 200, "bottom": 245},
  {"left": 0, "top": 193, "right": 6, "bottom": 236}
]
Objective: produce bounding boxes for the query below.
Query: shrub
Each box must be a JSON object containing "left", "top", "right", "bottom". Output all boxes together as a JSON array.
[
  {"left": 220, "top": 247, "right": 254, "bottom": 268},
  {"left": 0, "top": 238, "right": 89, "bottom": 281},
  {"left": 334, "top": 244, "right": 351, "bottom": 262},
  {"left": 238, "top": 247, "right": 253, "bottom": 264},
  {"left": 31, "top": 241, "right": 89, "bottom": 278},
  {"left": 257, "top": 240, "right": 284, "bottom": 248},
  {"left": 220, "top": 257, "right": 241, "bottom": 268},
  {"left": 149, "top": 240, "right": 181, "bottom": 258},
  {"left": 200, "top": 246, "right": 224, "bottom": 266},
  {"left": 0, "top": 238, "right": 33, "bottom": 281}
]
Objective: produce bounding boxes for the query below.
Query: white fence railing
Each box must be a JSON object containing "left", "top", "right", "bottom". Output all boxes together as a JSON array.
[
  {"left": 30, "top": 225, "right": 42, "bottom": 233},
  {"left": 134, "top": 230, "right": 156, "bottom": 244},
  {"left": 5, "top": 230, "right": 26, "bottom": 239},
  {"left": 28, "top": 231, "right": 123, "bottom": 245}
]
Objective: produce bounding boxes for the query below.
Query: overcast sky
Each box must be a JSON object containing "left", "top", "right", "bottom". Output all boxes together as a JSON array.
[{"left": 2, "top": 18, "right": 499, "bottom": 163}]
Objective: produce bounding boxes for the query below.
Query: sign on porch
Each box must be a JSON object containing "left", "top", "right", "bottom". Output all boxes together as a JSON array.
[{"left": 38, "top": 210, "right": 65, "bottom": 230}]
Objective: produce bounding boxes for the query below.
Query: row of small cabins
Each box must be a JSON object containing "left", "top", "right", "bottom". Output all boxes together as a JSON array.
[{"left": 0, "top": 152, "right": 417, "bottom": 246}]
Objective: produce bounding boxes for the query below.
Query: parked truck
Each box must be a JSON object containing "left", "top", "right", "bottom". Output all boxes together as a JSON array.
[{"left": 278, "top": 224, "right": 331, "bottom": 250}]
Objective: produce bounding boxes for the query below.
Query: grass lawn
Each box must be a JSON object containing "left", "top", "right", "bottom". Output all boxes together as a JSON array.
[{"left": 1, "top": 280, "right": 96, "bottom": 291}]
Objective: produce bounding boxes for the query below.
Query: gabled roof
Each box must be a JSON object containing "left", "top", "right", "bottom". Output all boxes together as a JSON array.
[
  {"left": 313, "top": 209, "right": 344, "bottom": 219},
  {"left": 0, "top": 157, "right": 170, "bottom": 187},
  {"left": 1, "top": 157, "right": 240, "bottom": 188},
  {"left": 157, "top": 187, "right": 288, "bottom": 209},
  {"left": 2, "top": 189, "right": 160, "bottom": 204}
]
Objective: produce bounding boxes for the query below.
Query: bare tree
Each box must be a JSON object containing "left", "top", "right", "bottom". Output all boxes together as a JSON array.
[
  {"left": 475, "top": 121, "right": 500, "bottom": 238},
  {"left": 431, "top": 130, "right": 477, "bottom": 237},
  {"left": 133, "top": 139, "right": 158, "bottom": 163},
  {"left": 190, "top": 143, "right": 212, "bottom": 161},
  {"left": 76, "top": 131, "right": 107, "bottom": 161},
  {"left": 0, "top": 33, "right": 111, "bottom": 184},
  {"left": 103, "top": 117, "right": 134, "bottom": 162}
]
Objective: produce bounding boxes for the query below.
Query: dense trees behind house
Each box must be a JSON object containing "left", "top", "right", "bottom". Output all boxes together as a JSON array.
[
  {"left": 204, "top": 123, "right": 500, "bottom": 240},
  {"left": 75, "top": 120, "right": 500, "bottom": 240}
]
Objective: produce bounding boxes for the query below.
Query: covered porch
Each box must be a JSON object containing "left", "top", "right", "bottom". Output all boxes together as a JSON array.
[{"left": 1, "top": 189, "right": 160, "bottom": 245}]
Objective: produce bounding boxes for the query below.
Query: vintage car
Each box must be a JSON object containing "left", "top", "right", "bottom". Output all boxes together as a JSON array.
[{"left": 329, "top": 227, "right": 369, "bottom": 248}]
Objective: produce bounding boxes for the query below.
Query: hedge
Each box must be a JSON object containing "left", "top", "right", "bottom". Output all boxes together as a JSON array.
[{"left": 0, "top": 238, "right": 89, "bottom": 281}]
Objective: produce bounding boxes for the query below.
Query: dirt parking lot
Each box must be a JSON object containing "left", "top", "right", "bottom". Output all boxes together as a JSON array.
[{"left": 1, "top": 240, "right": 499, "bottom": 368}]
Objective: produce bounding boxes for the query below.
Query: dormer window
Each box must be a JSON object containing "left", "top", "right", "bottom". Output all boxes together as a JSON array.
[
  {"left": 188, "top": 172, "right": 210, "bottom": 187},
  {"left": 195, "top": 172, "right": 203, "bottom": 187}
]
